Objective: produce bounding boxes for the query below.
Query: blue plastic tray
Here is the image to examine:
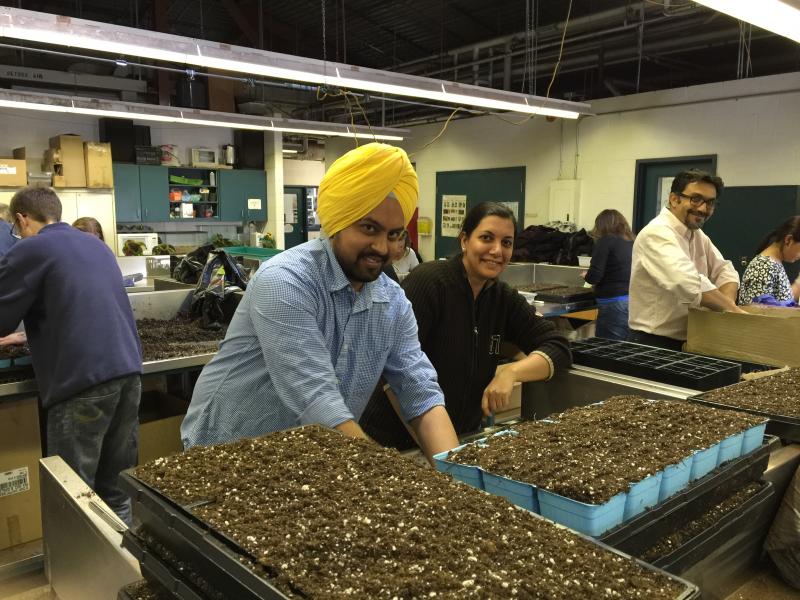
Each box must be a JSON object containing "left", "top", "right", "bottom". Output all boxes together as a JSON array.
[
  {"left": 0, "top": 359, "right": 10, "bottom": 369},
  {"left": 689, "top": 443, "right": 721, "bottom": 481},
  {"left": 13, "top": 356, "right": 31, "bottom": 366},
  {"left": 538, "top": 489, "right": 627, "bottom": 537},
  {"left": 717, "top": 432, "right": 744, "bottom": 466},
  {"left": 624, "top": 472, "right": 663, "bottom": 520},
  {"left": 432, "top": 444, "right": 484, "bottom": 490},
  {"left": 659, "top": 456, "right": 693, "bottom": 502},
  {"left": 482, "top": 471, "right": 539, "bottom": 513},
  {"left": 742, "top": 423, "right": 767, "bottom": 454}
]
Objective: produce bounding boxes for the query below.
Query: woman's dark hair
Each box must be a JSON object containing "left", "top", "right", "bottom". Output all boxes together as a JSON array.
[
  {"left": 590, "top": 209, "right": 634, "bottom": 241},
  {"left": 670, "top": 169, "right": 724, "bottom": 198},
  {"left": 755, "top": 215, "right": 800, "bottom": 254},
  {"left": 459, "top": 202, "right": 517, "bottom": 238},
  {"left": 73, "top": 216, "right": 105, "bottom": 241}
]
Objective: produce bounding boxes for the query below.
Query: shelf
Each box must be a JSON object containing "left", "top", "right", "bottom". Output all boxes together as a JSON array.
[
  {"left": 168, "top": 218, "right": 220, "bottom": 221},
  {"left": 169, "top": 200, "right": 218, "bottom": 204},
  {"left": 169, "top": 184, "right": 216, "bottom": 188}
]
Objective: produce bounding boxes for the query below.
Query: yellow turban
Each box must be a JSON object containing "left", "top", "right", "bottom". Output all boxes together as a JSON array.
[{"left": 318, "top": 143, "right": 417, "bottom": 237}]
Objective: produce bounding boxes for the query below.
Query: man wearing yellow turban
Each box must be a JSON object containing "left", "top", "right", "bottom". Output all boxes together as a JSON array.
[{"left": 182, "top": 143, "right": 458, "bottom": 463}]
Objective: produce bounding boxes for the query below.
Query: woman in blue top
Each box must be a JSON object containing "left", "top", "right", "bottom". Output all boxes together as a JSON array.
[
  {"left": 739, "top": 216, "right": 800, "bottom": 305},
  {"left": 583, "top": 209, "right": 634, "bottom": 340}
]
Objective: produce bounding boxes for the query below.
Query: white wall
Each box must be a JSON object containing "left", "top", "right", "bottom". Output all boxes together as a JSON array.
[
  {"left": 283, "top": 158, "right": 325, "bottom": 186},
  {"left": 326, "top": 73, "right": 800, "bottom": 259}
]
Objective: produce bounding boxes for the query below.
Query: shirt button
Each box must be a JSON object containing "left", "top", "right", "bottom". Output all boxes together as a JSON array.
[{"left": 342, "top": 344, "right": 348, "bottom": 351}]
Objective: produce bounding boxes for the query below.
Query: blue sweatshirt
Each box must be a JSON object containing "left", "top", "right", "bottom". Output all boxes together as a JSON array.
[
  {"left": 0, "top": 222, "right": 142, "bottom": 408},
  {"left": 0, "top": 221, "right": 16, "bottom": 256}
]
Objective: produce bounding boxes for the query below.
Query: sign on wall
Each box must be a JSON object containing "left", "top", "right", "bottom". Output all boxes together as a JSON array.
[{"left": 441, "top": 194, "right": 467, "bottom": 237}]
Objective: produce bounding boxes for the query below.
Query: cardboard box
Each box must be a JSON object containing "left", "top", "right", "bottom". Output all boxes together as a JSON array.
[
  {"left": 686, "top": 305, "right": 800, "bottom": 367},
  {"left": 49, "top": 134, "right": 86, "bottom": 188},
  {"left": 138, "top": 392, "right": 188, "bottom": 465},
  {"left": 0, "top": 158, "right": 27, "bottom": 187},
  {"left": 84, "top": 142, "right": 113, "bottom": 188},
  {"left": 0, "top": 397, "right": 42, "bottom": 550}
]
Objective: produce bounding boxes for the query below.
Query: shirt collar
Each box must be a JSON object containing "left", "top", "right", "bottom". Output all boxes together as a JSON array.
[
  {"left": 321, "top": 237, "right": 390, "bottom": 306},
  {"left": 660, "top": 207, "right": 693, "bottom": 241}
]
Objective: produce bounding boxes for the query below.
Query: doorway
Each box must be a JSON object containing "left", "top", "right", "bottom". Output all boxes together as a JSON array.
[
  {"left": 283, "top": 186, "right": 320, "bottom": 249},
  {"left": 633, "top": 155, "right": 717, "bottom": 232}
]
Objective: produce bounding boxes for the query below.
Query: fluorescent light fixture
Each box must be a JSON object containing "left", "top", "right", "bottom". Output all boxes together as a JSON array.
[
  {"left": 282, "top": 149, "right": 299, "bottom": 154},
  {"left": 694, "top": 0, "right": 800, "bottom": 44},
  {"left": 0, "top": 88, "right": 408, "bottom": 140},
  {"left": 0, "top": 7, "right": 592, "bottom": 118}
]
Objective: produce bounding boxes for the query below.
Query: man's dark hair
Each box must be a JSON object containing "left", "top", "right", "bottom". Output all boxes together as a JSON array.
[
  {"left": 9, "top": 187, "right": 62, "bottom": 224},
  {"left": 670, "top": 169, "right": 724, "bottom": 197}
]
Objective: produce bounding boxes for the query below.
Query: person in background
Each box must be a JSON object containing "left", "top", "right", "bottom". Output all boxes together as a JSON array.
[
  {"left": 0, "top": 203, "right": 17, "bottom": 256},
  {"left": 738, "top": 216, "right": 800, "bottom": 304},
  {"left": 360, "top": 202, "right": 571, "bottom": 450},
  {"left": 628, "top": 170, "right": 745, "bottom": 351},
  {"left": 181, "top": 143, "right": 458, "bottom": 462},
  {"left": 73, "top": 216, "right": 105, "bottom": 241},
  {"left": 0, "top": 187, "right": 142, "bottom": 524},
  {"left": 390, "top": 231, "right": 419, "bottom": 278},
  {"left": 583, "top": 209, "right": 634, "bottom": 340}
]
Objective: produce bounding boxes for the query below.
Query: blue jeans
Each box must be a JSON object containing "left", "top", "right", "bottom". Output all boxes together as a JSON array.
[
  {"left": 46, "top": 375, "right": 141, "bottom": 525},
  {"left": 595, "top": 299, "right": 631, "bottom": 341}
]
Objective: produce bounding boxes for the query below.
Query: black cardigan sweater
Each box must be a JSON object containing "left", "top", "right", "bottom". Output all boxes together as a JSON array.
[{"left": 360, "top": 255, "right": 572, "bottom": 449}]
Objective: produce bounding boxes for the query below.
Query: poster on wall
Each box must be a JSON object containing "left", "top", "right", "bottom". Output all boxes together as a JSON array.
[
  {"left": 658, "top": 177, "right": 674, "bottom": 211},
  {"left": 441, "top": 194, "right": 467, "bottom": 237}
]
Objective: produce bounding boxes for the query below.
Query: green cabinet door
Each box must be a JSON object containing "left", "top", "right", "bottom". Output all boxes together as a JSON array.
[
  {"left": 219, "top": 169, "right": 267, "bottom": 222},
  {"left": 138, "top": 165, "right": 169, "bottom": 221},
  {"left": 113, "top": 163, "right": 141, "bottom": 222}
]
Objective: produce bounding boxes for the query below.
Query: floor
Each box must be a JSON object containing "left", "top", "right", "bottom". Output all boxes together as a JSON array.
[{"left": 0, "top": 562, "right": 797, "bottom": 600}]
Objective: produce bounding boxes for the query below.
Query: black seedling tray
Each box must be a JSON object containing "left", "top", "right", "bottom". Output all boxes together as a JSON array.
[
  {"left": 120, "top": 472, "right": 291, "bottom": 600},
  {"left": 652, "top": 480, "right": 774, "bottom": 575},
  {"left": 123, "top": 532, "right": 205, "bottom": 600},
  {"left": 689, "top": 388, "right": 800, "bottom": 443},
  {"left": 570, "top": 338, "right": 741, "bottom": 391},
  {"left": 600, "top": 435, "right": 775, "bottom": 554},
  {"left": 535, "top": 287, "right": 596, "bottom": 303},
  {"left": 118, "top": 580, "right": 172, "bottom": 600},
  {"left": 122, "top": 470, "right": 699, "bottom": 600}
]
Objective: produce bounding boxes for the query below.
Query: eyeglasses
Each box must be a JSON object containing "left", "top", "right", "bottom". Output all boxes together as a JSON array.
[
  {"left": 677, "top": 193, "right": 718, "bottom": 209},
  {"left": 10, "top": 218, "right": 21, "bottom": 239}
]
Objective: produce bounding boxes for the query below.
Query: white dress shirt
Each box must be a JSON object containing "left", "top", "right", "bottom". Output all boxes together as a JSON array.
[{"left": 629, "top": 207, "right": 739, "bottom": 340}]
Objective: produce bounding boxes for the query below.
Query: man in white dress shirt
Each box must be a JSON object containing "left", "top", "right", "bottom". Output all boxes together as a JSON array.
[{"left": 628, "top": 169, "right": 746, "bottom": 350}]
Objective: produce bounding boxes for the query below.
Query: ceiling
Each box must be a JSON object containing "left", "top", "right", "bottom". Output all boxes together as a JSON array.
[{"left": 0, "top": 1, "right": 799, "bottom": 127}]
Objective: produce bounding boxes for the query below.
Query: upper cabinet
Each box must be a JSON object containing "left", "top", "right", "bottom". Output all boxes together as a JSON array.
[
  {"left": 114, "top": 164, "right": 266, "bottom": 223},
  {"left": 219, "top": 169, "right": 267, "bottom": 222}
]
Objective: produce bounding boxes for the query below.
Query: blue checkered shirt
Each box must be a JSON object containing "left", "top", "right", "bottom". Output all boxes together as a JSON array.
[{"left": 181, "top": 237, "right": 445, "bottom": 448}]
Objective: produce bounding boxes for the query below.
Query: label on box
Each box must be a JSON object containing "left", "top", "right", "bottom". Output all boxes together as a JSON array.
[
  {"left": 0, "top": 467, "right": 29, "bottom": 497},
  {"left": 247, "top": 198, "right": 262, "bottom": 210},
  {"left": 0, "top": 164, "right": 17, "bottom": 175}
]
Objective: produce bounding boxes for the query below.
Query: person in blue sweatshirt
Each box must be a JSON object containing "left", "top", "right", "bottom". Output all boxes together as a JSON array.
[
  {"left": 0, "top": 187, "right": 142, "bottom": 525},
  {"left": 0, "top": 203, "right": 17, "bottom": 256}
]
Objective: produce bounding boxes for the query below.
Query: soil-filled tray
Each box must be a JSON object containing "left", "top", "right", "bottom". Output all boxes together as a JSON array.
[
  {"left": 514, "top": 282, "right": 563, "bottom": 293},
  {"left": 534, "top": 286, "right": 596, "bottom": 303},
  {"left": 444, "top": 397, "right": 766, "bottom": 536},
  {"left": 124, "top": 426, "right": 700, "bottom": 599},
  {"left": 123, "top": 530, "right": 218, "bottom": 600},
  {"left": 0, "top": 343, "right": 31, "bottom": 368},
  {"left": 690, "top": 368, "right": 800, "bottom": 442},
  {"left": 642, "top": 481, "right": 771, "bottom": 565},
  {"left": 118, "top": 579, "right": 173, "bottom": 600},
  {"left": 0, "top": 366, "right": 35, "bottom": 385},
  {"left": 137, "top": 319, "right": 227, "bottom": 362},
  {"left": 570, "top": 338, "right": 741, "bottom": 391},
  {"left": 599, "top": 436, "right": 774, "bottom": 553}
]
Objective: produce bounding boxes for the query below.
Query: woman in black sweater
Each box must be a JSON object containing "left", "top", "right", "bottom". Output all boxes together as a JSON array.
[
  {"left": 360, "top": 202, "right": 571, "bottom": 449},
  {"left": 583, "top": 209, "right": 634, "bottom": 340}
]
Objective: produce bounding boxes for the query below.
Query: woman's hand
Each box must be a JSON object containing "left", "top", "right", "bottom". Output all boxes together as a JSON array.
[
  {"left": 0, "top": 331, "right": 27, "bottom": 346},
  {"left": 481, "top": 367, "right": 517, "bottom": 416}
]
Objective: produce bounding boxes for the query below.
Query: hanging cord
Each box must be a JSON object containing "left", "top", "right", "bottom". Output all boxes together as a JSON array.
[
  {"left": 408, "top": 107, "right": 463, "bottom": 158},
  {"left": 544, "top": 0, "right": 572, "bottom": 100}
]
